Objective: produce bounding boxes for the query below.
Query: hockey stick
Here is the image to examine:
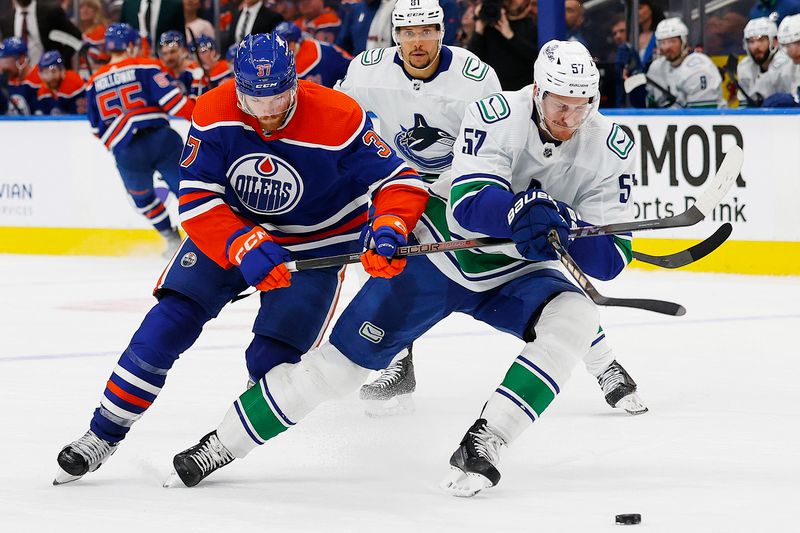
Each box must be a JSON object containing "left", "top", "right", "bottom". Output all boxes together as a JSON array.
[
  {"left": 548, "top": 230, "right": 686, "bottom": 316},
  {"left": 285, "top": 146, "right": 743, "bottom": 272},
  {"left": 49, "top": 29, "right": 92, "bottom": 75},
  {"left": 624, "top": 72, "right": 685, "bottom": 108},
  {"left": 723, "top": 54, "right": 762, "bottom": 107},
  {"left": 632, "top": 222, "right": 732, "bottom": 268},
  {"left": 186, "top": 27, "right": 212, "bottom": 95}
]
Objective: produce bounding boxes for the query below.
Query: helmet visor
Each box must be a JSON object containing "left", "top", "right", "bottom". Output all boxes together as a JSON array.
[
  {"left": 237, "top": 85, "right": 297, "bottom": 118},
  {"left": 394, "top": 27, "right": 443, "bottom": 44},
  {"left": 540, "top": 92, "right": 596, "bottom": 131}
]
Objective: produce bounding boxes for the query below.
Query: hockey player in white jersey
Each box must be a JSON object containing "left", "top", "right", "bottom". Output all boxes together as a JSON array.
[
  {"left": 647, "top": 17, "right": 725, "bottom": 108},
  {"left": 168, "top": 41, "right": 648, "bottom": 495},
  {"left": 737, "top": 17, "right": 789, "bottom": 106},
  {"left": 766, "top": 14, "right": 800, "bottom": 106},
  {"left": 337, "top": 0, "right": 646, "bottom": 418}
]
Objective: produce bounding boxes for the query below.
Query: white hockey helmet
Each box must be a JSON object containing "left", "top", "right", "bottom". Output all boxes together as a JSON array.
[
  {"left": 392, "top": 0, "right": 445, "bottom": 33},
  {"left": 743, "top": 17, "right": 779, "bottom": 58},
  {"left": 655, "top": 17, "right": 689, "bottom": 45},
  {"left": 532, "top": 40, "right": 599, "bottom": 138},
  {"left": 778, "top": 14, "right": 800, "bottom": 45}
]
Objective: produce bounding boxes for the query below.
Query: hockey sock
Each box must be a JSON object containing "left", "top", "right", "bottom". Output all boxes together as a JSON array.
[
  {"left": 90, "top": 293, "right": 210, "bottom": 443},
  {"left": 129, "top": 189, "right": 172, "bottom": 232},
  {"left": 583, "top": 326, "right": 615, "bottom": 378},
  {"left": 217, "top": 342, "right": 370, "bottom": 458},
  {"left": 245, "top": 335, "right": 303, "bottom": 382},
  {"left": 481, "top": 292, "right": 598, "bottom": 444}
]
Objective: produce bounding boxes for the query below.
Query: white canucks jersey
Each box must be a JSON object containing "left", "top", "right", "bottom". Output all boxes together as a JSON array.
[
  {"left": 774, "top": 58, "right": 800, "bottom": 97},
  {"left": 647, "top": 52, "right": 725, "bottom": 108},
  {"left": 737, "top": 50, "right": 790, "bottom": 106},
  {"left": 335, "top": 46, "right": 501, "bottom": 176},
  {"left": 414, "top": 86, "right": 636, "bottom": 291}
]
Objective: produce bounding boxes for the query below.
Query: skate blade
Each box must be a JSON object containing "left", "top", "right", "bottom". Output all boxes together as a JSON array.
[
  {"left": 439, "top": 466, "right": 494, "bottom": 498},
  {"left": 162, "top": 469, "right": 185, "bottom": 488},
  {"left": 363, "top": 394, "right": 415, "bottom": 418},
  {"left": 53, "top": 466, "right": 82, "bottom": 486},
  {"left": 615, "top": 393, "right": 649, "bottom": 415}
]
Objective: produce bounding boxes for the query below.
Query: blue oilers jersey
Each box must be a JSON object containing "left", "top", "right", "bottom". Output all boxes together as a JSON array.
[
  {"left": 177, "top": 79, "right": 428, "bottom": 266},
  {"left": 295, "top": 39, "right": 352, "bottom": 88},
  {"left": 86, "top": 57, "right": 193, "bottom": 152}
]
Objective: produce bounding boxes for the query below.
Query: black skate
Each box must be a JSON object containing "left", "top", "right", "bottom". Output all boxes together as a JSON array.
[
  {"left": 166, "top": 431, "right": 235, "bottom": 488},
  {"left": 54, "top": 430, "right": 118, "bottom": 485},
  {"left": 440, "top": 419, "right": 505, "bottom": 497},
  {"left": 598, "top": 360, "right": 648, "bottom": 415},
  {"left": 359, "top": 348, "right": 415, "bottom": 417}
]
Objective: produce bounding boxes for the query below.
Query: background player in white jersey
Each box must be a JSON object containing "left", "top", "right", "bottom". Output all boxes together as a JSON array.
[
  {"left": 766, "top": 14, "right": 800, "bottom": 106},
  {"left": 337, "top": 0, "right": 646, "bottom": 418},
  {"left": 647, "top": 17, "right": 725, "bottom": 108},
  {"left": 167, "top": 41, "right": 645, "bottom": 496},
  {"left": 737, "top": 17, "right": 789, "bottom": 107}
]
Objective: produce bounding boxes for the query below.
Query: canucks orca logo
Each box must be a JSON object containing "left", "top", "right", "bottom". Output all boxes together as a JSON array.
[
  {"left": 227, "top": 154, "right": 304, "bottom": 215},
  {"left": 394, "top": 114, "right": 456, "bottom": 173}
]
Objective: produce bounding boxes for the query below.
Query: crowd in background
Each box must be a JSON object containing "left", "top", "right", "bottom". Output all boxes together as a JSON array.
[{"left": 1, "top": 0, "right": 800, "bottom": 115}]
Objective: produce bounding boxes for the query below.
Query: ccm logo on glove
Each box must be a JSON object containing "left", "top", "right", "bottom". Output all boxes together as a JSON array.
[{"left": 230, "top": 228, "right": 269, "bottom": 265}]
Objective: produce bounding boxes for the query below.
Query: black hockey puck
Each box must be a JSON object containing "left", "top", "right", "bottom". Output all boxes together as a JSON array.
[{"left": 615, "top": 514, "right": 641, "bottom": 525}]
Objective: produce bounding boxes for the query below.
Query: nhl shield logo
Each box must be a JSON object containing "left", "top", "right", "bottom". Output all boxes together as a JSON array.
[
  {"left": 228, "top": 154, "right": 304, "bottom": 215},
  {"left": 180, "top": 252, "right": 197, "bottom": 267},
  {"left": 543, "top": 146, "right": 553, "bottom": 158}
]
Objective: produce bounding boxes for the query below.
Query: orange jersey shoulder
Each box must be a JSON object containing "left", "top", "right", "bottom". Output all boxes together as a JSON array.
[
  {"left": 191, "top": 78, "right": 249, "bottom": 128},
  {"left": 83, "top": 24, "right": 106, "bottom": 45},
  {"left": 295, "top": 39, "right": 321, "bottom": 75},
  {"left": 278, "top": 80, "right": 364, "bottom": 147},
  {"left": 60, "top": 71, "right": 86, "bottom": 96}
]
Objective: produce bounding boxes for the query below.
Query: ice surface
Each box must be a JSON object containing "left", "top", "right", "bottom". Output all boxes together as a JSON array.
[{"left": 1, "top": 255, "right": 798, "bottom": 532}]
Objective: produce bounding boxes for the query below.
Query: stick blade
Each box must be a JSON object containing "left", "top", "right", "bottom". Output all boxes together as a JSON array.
[
  {"left": 633, "top": 222, "right": 733, "bottom": 269},
  {"left": 48, "top": 29, "right": 84, "bottom": 52},
  {"left": 624, "top": 73, "right": 647, "bottom": 93},
  {"left": 597, "top": 296, "right": 687, "bottom": 316},
  {"left": 693, "top": 146, "right": 742, "bottom": 216}
]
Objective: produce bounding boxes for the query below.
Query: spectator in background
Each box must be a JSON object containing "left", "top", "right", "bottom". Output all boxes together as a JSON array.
[
  {"left": 296, "top": 0, "right": 341, "bottom": 43},
  {"left": 120, "top": 0, "right": 184, "bottom": 56},
  {"left": 636, "top": 0, "right": 664, "bottom": 66},
  {"left": 223, "top": 0, "right": 283, "bottom": 50},
  {"left": 274, "top": 20, "right": 350, "bottom": 86},
  {"left": 0, "top": 0, "right": 83, "bottom": 65},
  {"left": 467, "top": 0, "right": 537, "bottom": 90},
  {"left": 749, "top": 0, "right": 800, "bottom": 26},
  {"left": 183, "top": 0, "right": 214, "bottom": 40},
  {"left": 565, "top": 0, "right": 588, "bottom": 49},
  {"left": 36, "top": 50, "right": 86, "bottom": 114},
  {"left": 269, "top": 0, "right": 299, "bottom": 22},
  {"left": 79, "top": 0, "right": 109, "bottom": 70},
  {"left": 0, "top": 36, "right": 40, "bottom": 114}
]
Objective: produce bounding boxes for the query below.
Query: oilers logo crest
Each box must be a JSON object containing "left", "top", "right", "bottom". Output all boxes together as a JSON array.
[
  {"left": 228, "top": 154, "right": 304, "bottom": 215},
  {"left": 394, "top": 114, "right": 456, "bottom": 173}
]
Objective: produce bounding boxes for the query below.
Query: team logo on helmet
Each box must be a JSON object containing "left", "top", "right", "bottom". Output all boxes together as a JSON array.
[
  {"left": 394, "top": 114, "right": 455, "bottom": 173},
  {"left": 544, "top": 43, "right": 558, "bottom": 61},
  {"left": 227, "top": 154, "right": 304, "bottom": 215}
]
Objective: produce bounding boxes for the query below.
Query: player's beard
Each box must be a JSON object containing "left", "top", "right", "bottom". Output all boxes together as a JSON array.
[
  {"left": 751, "top": 48, "right": 769, "bottom": 65},
  {"left": 407, "top": 49, "right": 433, "bottom": 69}
]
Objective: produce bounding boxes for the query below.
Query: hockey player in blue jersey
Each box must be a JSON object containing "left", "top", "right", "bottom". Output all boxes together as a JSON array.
[
  {"left": 158, "top": 30, "right": 205, "bottom": 97},
  {"left": 273, "top": 21, "right": 352, "bottom": 88},
  {"left": 194, "top": 35, "right": 234, "bottom": 90},
  {"left": 167, "top": 40, "right": 643, "bottom": 494},
  {"left": 85, "top": 23, "right": 193, "bottom": 258},
  {"left": 0, "top": 37, "right": 41, "bottom": 115},
  {"left": 36, "top": 51, "right": 87, "bottom": 115},
  {"left": 54, "top": 31, "right": 428, "bottom": 485}
]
